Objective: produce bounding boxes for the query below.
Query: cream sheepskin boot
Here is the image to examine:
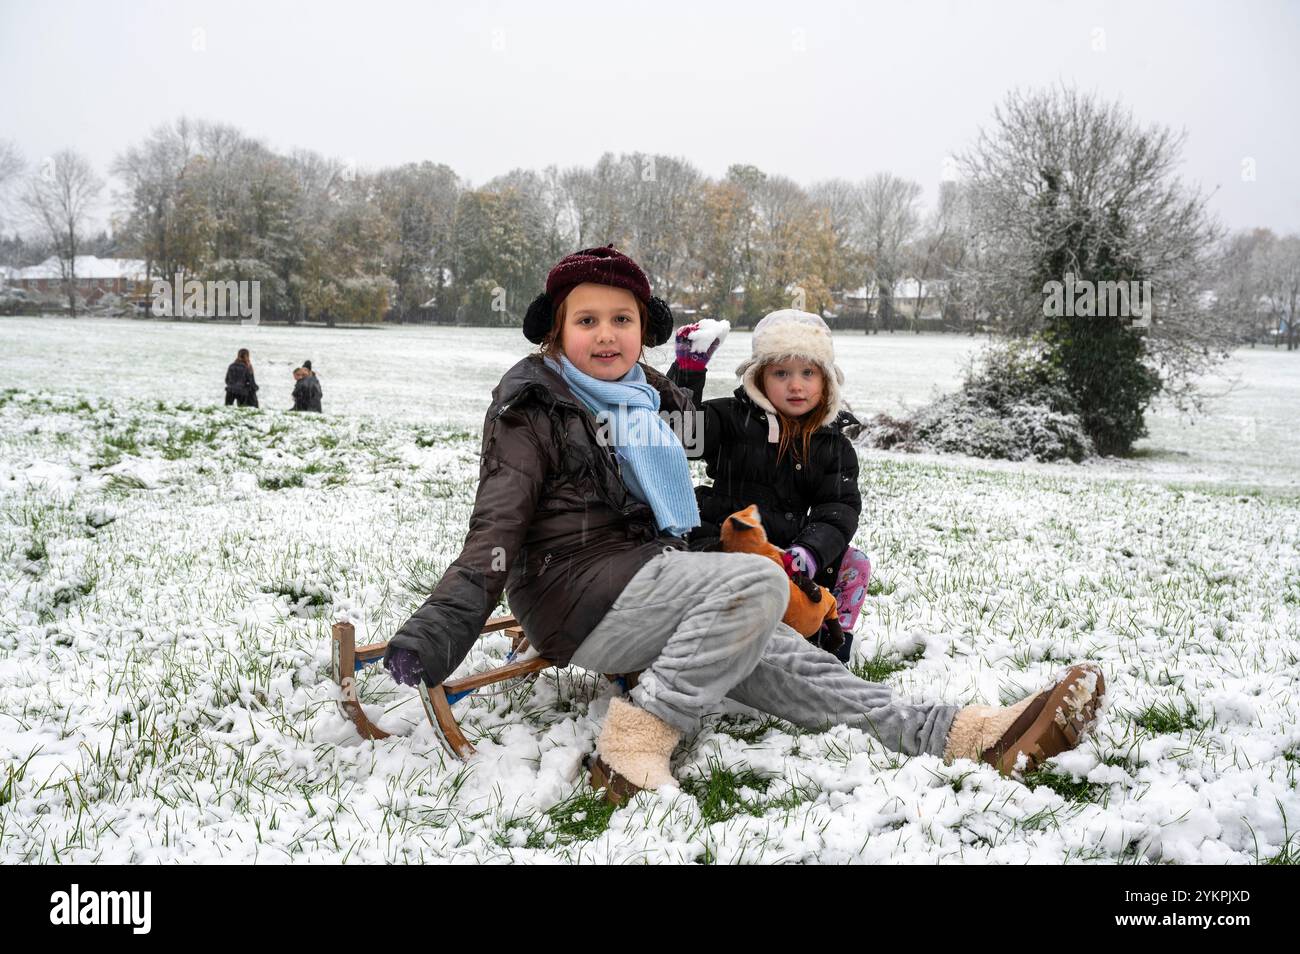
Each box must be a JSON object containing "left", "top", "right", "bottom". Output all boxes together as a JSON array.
[
  {"left": 943, "top": 664, "right": 1105, "bottom": 776},
  {"left": 589, "top": 696, "right": 682, "bottom": 805}
]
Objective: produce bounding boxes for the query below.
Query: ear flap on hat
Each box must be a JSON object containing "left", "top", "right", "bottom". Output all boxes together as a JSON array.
[
  {"left": 522, "top": 292, "right": 555, "bottom": 344},
  {"left": 646, "top": 296, "right": 674, "bottom": 347}
]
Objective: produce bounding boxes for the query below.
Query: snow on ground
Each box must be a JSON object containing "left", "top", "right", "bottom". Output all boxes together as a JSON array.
[
  {"left": 3, "top": 316, "right": 1298, "bottom": 490},
  {"left": 0, "top": 317, "right": 1298, "bottom": 863}
]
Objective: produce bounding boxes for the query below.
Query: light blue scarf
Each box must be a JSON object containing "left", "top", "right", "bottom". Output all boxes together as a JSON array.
[{"left": 548, "top": 356, "right": 700, "bottom": 537}]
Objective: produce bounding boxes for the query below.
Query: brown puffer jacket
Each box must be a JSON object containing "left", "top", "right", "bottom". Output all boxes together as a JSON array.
[{"left": 386, "top": 354, "right": 693, "bottom": 686}]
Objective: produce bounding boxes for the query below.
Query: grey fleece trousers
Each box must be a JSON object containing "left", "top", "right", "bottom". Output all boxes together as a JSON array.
[{"left": 570, "top": 550, "right": 959, "bottom": 757}]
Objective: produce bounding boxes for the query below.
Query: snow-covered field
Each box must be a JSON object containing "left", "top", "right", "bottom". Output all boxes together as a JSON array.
[
  {"left": 1, "top": 316, "right": 1298, "bottom": 863},
  {"left": 4, "top": 316, "right": 1297, "bottom": 490}
]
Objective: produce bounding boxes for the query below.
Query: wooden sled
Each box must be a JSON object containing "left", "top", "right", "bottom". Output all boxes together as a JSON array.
[{"left": 331, "top": 615, "right": 551, "bottom": 759}]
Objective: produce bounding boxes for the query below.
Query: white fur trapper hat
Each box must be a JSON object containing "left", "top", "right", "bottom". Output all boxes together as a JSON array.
[{"left": 735, "top": 309, "right": 845, "bottom": 436}]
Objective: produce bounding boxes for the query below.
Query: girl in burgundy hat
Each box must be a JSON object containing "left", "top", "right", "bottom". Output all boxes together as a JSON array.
[{"left": 384, "top": 245, "right": 1106, "bottom": 803}]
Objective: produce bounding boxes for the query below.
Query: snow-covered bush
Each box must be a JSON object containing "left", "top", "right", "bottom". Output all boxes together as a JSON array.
[{"left": 864, "top": 342, "right": 1095, "bottom": 462}]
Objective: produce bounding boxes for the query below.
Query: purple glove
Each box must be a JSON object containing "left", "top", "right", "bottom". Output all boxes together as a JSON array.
[
  {"left": 385, "top": 647, "right": 426, "bottom": 687},
  {"left": 674, "top": 322, "right": 724, "bottom": 371},
  {"left": 786, "top": 546, "right": 818, "bottom": 578}
]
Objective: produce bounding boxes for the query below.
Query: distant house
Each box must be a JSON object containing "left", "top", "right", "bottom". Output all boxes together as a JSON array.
[
  {"left": 5, "top": 256, "right": 148, "bottom": 304},
  {"left": 841, "top": 278, "right": 948, "bottom": 322}
]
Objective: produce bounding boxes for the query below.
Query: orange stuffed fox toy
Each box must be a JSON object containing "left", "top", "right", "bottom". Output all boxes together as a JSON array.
[{"left": 720, "top": 504, "right": 844, "bottom": 652}]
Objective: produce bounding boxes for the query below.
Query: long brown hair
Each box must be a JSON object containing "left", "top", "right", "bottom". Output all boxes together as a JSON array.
[
  {"left": 236, "top": 348, "right": 253, "bottom": 371},
  {"left": 540, "top": 296, "right": 652, "bottom": 362},
  {"left": 757, "top": 359, "right": 829, "bottom": 464}
]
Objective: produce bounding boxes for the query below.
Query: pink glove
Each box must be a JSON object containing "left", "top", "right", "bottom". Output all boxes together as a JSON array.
[
  {"left": 674, "top": 323, "right": 722, "bottom": 371},
  {"left": 784, "top": 546, "right": 818, "bottom": 578}
]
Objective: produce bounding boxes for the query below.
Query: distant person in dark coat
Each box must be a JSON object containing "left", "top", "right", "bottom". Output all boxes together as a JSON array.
[
  {"left": 300, "top": 359, "right": 322, "bottom": 412},
  {"left": 291, "top": 367, "right": 311, "bottom": 411},
  {"left": 225, "top": 348, "right": 259, "bottom": 407},
  {"left": 290, "top": 367, "right": 323, "bottom": 412}
]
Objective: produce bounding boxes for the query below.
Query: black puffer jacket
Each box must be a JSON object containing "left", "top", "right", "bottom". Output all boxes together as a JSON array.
[
  {"left": 292, "top": 374, "right": 322, "bottom": 412},
  {"left": 225, "top": 361, "right": 259, "bottom": 407},
  {"left": 668, "top": 363, "right": 862, "bottom": 591},
  {"left": 387, "top": 355, "right": 692, "bottom": 686}
]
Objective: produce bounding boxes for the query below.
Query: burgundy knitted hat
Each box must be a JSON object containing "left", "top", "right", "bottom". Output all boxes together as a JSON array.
[{"left": 523, "top": 244, "right": 675, "bottom": 346}]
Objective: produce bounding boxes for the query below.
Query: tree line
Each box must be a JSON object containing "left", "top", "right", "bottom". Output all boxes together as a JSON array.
[{"left": 0, "top": 87, "right": 1294, "bottom": 351}]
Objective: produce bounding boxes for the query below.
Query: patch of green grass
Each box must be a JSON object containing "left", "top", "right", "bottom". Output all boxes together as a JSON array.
[
  {"left": 533, "top": 788, "right": 618, "bottom": 847},
  {"left": 867, "top": 575, "right": 895, "bottom": 597},
  {"left": 302, "top": 459, "right": 346, "bottom": 479},
  {"left": 1130, "top": 699, "right": 1204, "bottom": 735},
  {"left": 265, "top": 580, "right": 331, "bottom": 607},
  {"left": 258, "top": 472, "right": 305, "bottom": 491},
  {"left": 680, "top": 757, "right": 773, "bottom": 825},
  {"left": 851, "top": 645, "right": 921, "bottom": 683},
  {"left": 712, "top": 715, "right": 785, "bottom": 745},
  {"left": 1022, "top": 768, "right": 1106, "bottom": 803},
  {"left": 104, "top": 429, "right": 140, "bottom": 455},
  {"left": 318, "top": 433, "right": 339, "bottom": 449},
  {"left": 160, "top": 424, "right": 221, "bottom": 460},
  {"left": 49, "top": 397, "right": 95, "bottom": 414},
  {"left": 403, "top": 556, "right": 447, "bottom": 594},
  {"left": 24, "top": 539, "right": 47, "bottom": 562},
  {"left": 415, "top": 428, "right": 476, "bottom": 447},
  {"left": 1265, "top": 836, "right": 1300, "bottom": 865},
  {"left": 52, "top": 576, "right": 95, "bottom": 606},
  {"left": 1283, "top": 575, "right": 1300, "bottom": 606},
  {"left": 0, "top": 749, "right": 39, "bottom": 808}
]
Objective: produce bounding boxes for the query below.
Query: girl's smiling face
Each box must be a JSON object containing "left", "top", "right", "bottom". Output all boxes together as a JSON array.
[
  {"left": 559, "top": 283, "right": 644, "bottom": 380},
  {"left": 761, "top": 359, "right": 825, "bottom": 417}
]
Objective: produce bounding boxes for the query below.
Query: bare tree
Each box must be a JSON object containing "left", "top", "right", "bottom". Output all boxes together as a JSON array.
[
  {"left": 0, "top": 140, "right": 25, "bottom": 232},
  {"left": 808, "top": 178, "right": 867, "bottom": 319},
  {"left": 854, "top": 172, "right": 922, "bottom": 332},
  {"left": 21, "top": 149, "right": 104, "bottom": 317},
  {"left": 899, "top": 180, "right": 973, "bottom": 332},
  {"left": 1256, "top": 234, "right": 1300, "bottom": 351},
  {"left": 1210, "top": 228, "right": 1274, "bottom": 345},
  {"left": 112, "top": 118, "right": 198, "bottom": 281}
]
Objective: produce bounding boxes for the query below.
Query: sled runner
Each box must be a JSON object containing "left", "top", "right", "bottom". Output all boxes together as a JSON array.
[{"left": 330, "top": 616, "right": 551, "bottom": 759}]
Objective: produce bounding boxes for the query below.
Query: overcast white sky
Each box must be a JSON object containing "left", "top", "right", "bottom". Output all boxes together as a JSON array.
[{"left": 1, "top": 0, "right": 1297, "bottom": 234}]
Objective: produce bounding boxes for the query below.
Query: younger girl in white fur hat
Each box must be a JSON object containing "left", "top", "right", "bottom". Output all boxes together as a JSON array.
[{"left": 668, "top": 309, "right": 873, "bottom": 663}]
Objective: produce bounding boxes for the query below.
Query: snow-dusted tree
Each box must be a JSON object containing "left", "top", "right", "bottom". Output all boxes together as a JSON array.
[
  {"left": 372, "top": 161, "right": 461, "bottom": 322},
  {"left": 21, "top": 149, "right": 104, "bottom": 317},
  {"left": 451, "top": 187, "right": 550, "bottom": 325},
  {"left": 618, "top": 152, "right": 702, "bottom": 305},
  {"left": 555, "top": 153, "right": 704, "bottom": 306},
  {"left": 957, "top": 85, "right": 1227, "bottom": 453}
]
